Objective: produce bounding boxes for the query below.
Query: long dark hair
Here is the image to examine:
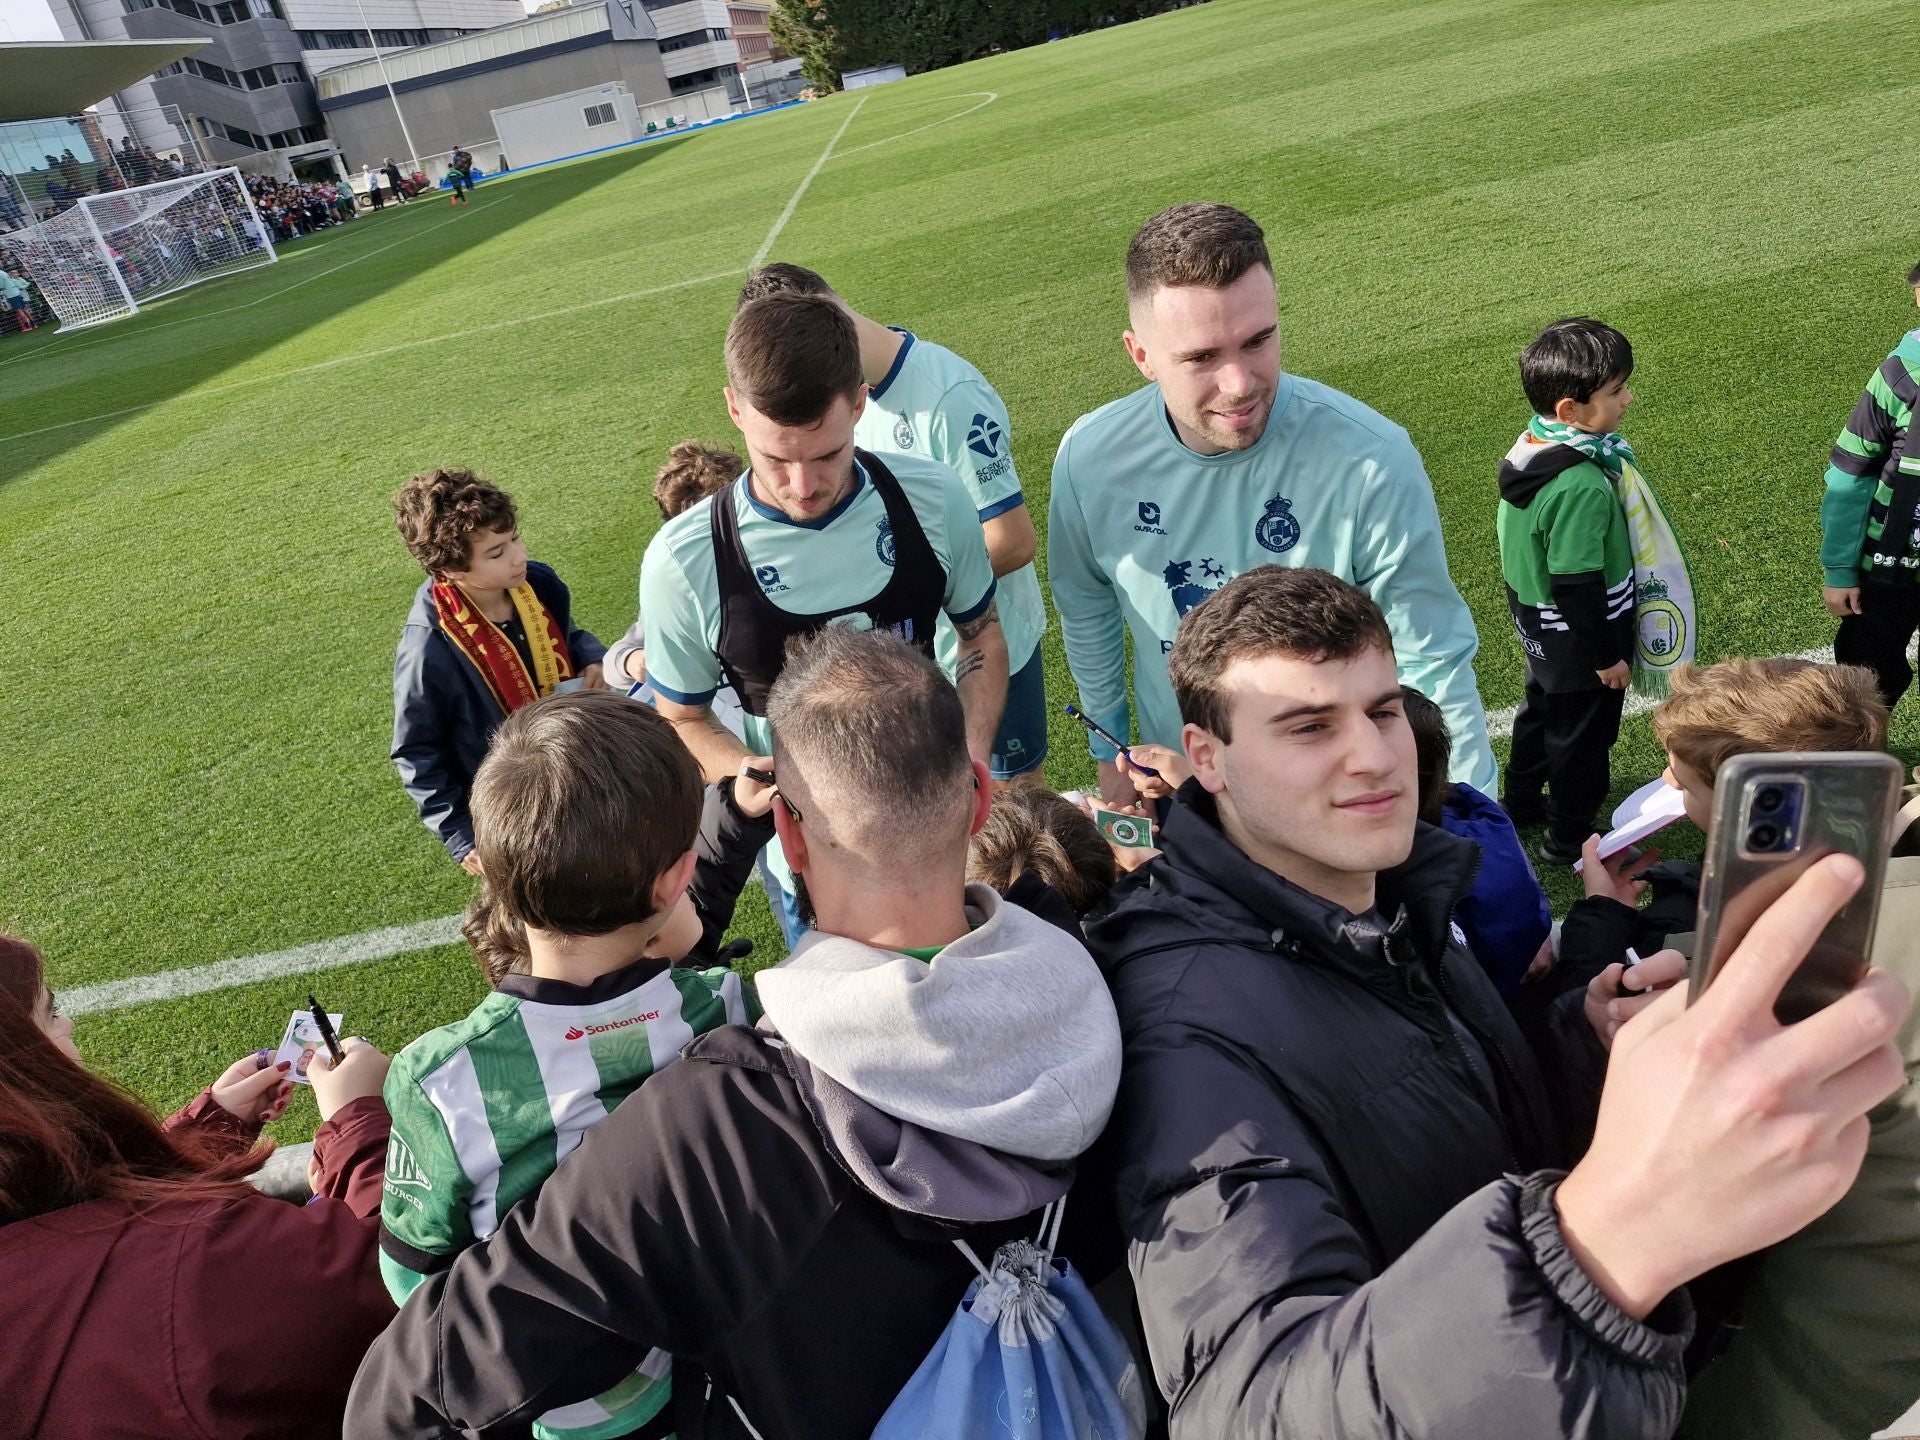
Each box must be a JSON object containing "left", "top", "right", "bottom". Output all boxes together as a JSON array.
[{"left": 0, "top": 936, "right": 266, "bottom": 1225}]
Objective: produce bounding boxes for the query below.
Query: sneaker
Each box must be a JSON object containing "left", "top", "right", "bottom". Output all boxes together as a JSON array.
[{"left": 1536, "top": 835, "right": 1584, "bottom": 868}]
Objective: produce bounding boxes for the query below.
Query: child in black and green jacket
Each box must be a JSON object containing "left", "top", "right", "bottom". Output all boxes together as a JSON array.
[
  {"left": 1496, "top": 317, "right": 1638, "bottom": 865},
  {"left": 1822, "top": 261, "right": 1920, "bottom": 708}
]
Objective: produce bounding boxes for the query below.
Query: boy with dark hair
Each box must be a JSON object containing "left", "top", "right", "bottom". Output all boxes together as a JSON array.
[
  {"left": 738, "top": 262, "right": 1050, "bottom": 784},
  {"left": 1402, "top": 686, "right": 1551, "bottom": 995},
  {"left": 967, "top": 788, "right": 1119, "bottom": 921},
  {"left": 1498, "top": 317, "right": 1639, "bottom": 864},
  {"left": 640, "top": 292, "right": 1007, "bottom": 943},
  {"left": 1088, "top": 564, "right": 1909, "bottom": 1440},
  {"left": 391, "top": 468, "right": 606, "bottom": 872},
  {"left": 1821, "top": 263, "right": 1920, "bottom": 707},
  {"left": 379, "top": 691, "right": 772, "bottom": 1440}
]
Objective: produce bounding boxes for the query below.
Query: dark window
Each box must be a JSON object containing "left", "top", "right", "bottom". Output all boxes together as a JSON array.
[
  {"left": 660, "top": 27, "right": 730, "bottom": 52},
  {"left": 668, "top": 64, "right": 735, "bottom": 94}
]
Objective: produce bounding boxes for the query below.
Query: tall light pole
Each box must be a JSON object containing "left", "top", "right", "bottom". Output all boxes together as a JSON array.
[{"left": 348, "top": 0, "right": 421, "bottom": 177}]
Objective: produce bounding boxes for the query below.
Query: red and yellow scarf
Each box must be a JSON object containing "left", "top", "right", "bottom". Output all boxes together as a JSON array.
[{"left": 431, "top": 579, "right": 573, "bottom": 712}]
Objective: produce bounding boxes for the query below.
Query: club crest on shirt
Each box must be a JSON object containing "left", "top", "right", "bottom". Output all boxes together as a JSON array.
[
  {"left": 1255, "top": 495, "right": 1301, "bottom": 554},
  {"left": 876, "top": 517, "right": 897, "bottom": 567},
  {"left": 893, "top": 416, "right": 915, "bottom": 450},
  {"left": 1164, "top": 558, "right": 1228, "bottom": 618}
]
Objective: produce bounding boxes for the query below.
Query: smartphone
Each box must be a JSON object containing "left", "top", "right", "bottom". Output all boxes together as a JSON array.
[{"left": 1689, "top": 751, "right": 1901, "bottom": 1023}]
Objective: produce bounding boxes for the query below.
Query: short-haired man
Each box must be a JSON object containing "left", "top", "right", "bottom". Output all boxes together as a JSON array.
[
  {"left": 739, "top": 263, "right": 1049, "bottom": 783},
  {"left": 1049, "top": 202, "right": 1496, "bottom": 805},
  {"left": 347, "top": 629, "right": 1123, "bottom": 1440},
  {"left": 1088, "top": 564, "right": 1910, "bottom": 1437},
  {"left": 640, "top": 292, "right": 1009, "bottom": 941},
  {"left": 391, "top": 467, "right": 607, "bottom": 872},
  {"left": 1821, "top": 261, "right": 1920, "bottom": 708}
]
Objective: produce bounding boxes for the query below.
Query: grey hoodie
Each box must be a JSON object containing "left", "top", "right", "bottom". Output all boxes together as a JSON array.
[{"left": 756, "top": 884, "right": 1122, "bottom": 1171}]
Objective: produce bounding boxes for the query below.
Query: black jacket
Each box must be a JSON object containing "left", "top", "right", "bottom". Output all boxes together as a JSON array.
[
  {"left": 1088, "top": 782, "right": 1691, "bottom": 1439},
  {"left": 390, "top": 561, "right": 605, "bottom": 861}
]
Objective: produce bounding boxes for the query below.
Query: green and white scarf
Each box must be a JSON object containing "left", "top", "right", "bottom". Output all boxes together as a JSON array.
[{"left": 1529, "top": 416, "right": 1698, "bottom": 696}]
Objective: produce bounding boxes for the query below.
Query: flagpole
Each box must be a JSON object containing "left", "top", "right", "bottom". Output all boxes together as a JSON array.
[{"left": 348, "top": 0, "right": 422, "bottom": 178}]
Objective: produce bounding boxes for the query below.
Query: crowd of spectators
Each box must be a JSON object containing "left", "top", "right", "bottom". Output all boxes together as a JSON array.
[{"left": 241, "top": 171, "right": 357, "bottom": 242}]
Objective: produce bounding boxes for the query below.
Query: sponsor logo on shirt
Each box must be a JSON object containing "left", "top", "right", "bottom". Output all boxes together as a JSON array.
[
  {"left": 1134, "top": 501, "right": 1166, "bottom": 535},
  {"left": 1163, "top": 558, "right": 1229, "bottom": 618},
  {"left": 755, "top": 564, "right": 789, "bottom": 594},
  {"left": 893, "top": 415, "right": 915, "bottom": 449},
  {"left": 967, "top": 413, "right": 1004, "bottom": 458},
  {"left": 876, "top": 517, "right": 897, "bottom": 567},
  {"left": 563, "top": 1011, "right": 662, "bottom": 1042},
  {"left": 1255, "top": 494, "right": 1301, "bottom": 554},
  {"left": 385, "top": 1133, "right": 433, "bottom": 1191}
]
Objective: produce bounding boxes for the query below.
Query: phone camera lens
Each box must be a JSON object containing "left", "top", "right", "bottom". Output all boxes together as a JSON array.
[
  {"left": 1749, "top": 823, "right": 1781, "bottom": 851},
  {"left": 1754, "top": 787, "right": 1786, "bottom": 815}
]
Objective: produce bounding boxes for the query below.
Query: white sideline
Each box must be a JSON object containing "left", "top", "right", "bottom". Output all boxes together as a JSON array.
[
  {"left": 70, "top": 647, "right": 1848, "bottom": 1016},
  {"left": 750, "top": 92, "right": 869, "bottom": 269},
  {"left": 60, "top": 915, "right": 464, "bottom": 1017}
]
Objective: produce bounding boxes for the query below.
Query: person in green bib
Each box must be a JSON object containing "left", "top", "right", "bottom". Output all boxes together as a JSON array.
[
  {"left": 1048, "top": 202, "right": 1496, "bottom": 808},
  {"left": 736, "top": 263, "right": 1051, "bottom": 785},
  {"left": 639, "top": 292, "right": 1009, "bottom": 944}
]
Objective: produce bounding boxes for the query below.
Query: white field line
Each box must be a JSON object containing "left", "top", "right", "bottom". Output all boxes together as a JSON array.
[
  {"left": 831, "top": 92, "right": 998, "bottom": 160},
  {"left": 60, "top": 915, "right": 465, "bottom": 1017},
  {"left": 0, "top": 197, "right": 516, "bottom": 374},
  {"left": 1483, "top": 644, "right": 1836, "bottom": 740},
  {"left": 0, "top": 267, "right": 744, "bottom": 445},
  {"left": 750, "top": 92, "right": 869, "bottom": 269}
]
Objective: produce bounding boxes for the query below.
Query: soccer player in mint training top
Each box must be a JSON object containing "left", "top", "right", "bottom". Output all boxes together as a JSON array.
[
  {"left": 1048, "top": 202, "right": 1495, "bottom": 807},
  {"left": 737, "top": 262, "right": 1051, "bottom": 785},
  {"left": 379, "top": 692, "right": 771, "bottom": 1440},
  {"left": 640, "top": 293, "right": 1008, "bottom": 944},
  {"left": 1822, "top": 261, "right": 1920, "bottom": 708}
]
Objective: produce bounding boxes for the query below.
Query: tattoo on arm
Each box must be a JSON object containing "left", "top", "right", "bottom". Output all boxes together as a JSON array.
[
  {"left": 954, "top": 602, "right": 999, "bottom": 643},
  {"left": 955, "top": 649, "right": 986, "bottom": 683}
]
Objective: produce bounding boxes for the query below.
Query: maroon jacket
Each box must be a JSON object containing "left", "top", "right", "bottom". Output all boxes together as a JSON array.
[{"left": 0, "top": 1092, "right": 395, "bottom": 1440}]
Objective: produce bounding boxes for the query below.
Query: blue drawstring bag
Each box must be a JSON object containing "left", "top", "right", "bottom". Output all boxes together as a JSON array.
[{"left": 870, "top": 1199, "right": 1147, "bottom": 1440}]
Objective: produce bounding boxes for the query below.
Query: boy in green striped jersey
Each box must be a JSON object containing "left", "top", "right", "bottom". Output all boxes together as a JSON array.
[
  {"left": 378, "top": 691, "right": 773, "bottom": 1440},
  {"left": 1823, "top": 262, "right": 1920, "bottom": 708}
]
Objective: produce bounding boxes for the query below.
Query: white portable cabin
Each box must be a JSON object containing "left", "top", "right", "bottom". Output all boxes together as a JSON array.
[
  {"left": 841, "top": 63, "right": 907, "bottom": 90},
  {"left": 490, "top": 82, "right": 641, "bottom": 169}
]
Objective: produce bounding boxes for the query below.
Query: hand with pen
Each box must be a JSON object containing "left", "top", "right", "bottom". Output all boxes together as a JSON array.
[
  {"left": 307, "top": 1037, "right": 391, "bottom": 1122},
  {"left": 1116, "top": 744, "right": 1191, "bottom": 802}
]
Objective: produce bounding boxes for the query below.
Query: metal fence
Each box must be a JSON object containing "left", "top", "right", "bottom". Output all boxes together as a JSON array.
[{"left": 2, "top": 107, "right": 209, "bottom": 237}]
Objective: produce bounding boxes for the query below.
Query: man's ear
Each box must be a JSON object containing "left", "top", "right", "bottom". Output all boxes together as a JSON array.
[
  {"left": 773, "top": 796, "right": 809, "bottom": 875},
  {"left": 724, "top": 385, "right": 746, "bottom": 428},
  {"left": 850, "top": 383, "right": 869, "bottom": 426},
  {"left": 1122, "top": 325, "right": 1155, "bottom": 383},
  {"left": 967, "top": 758, "right": 994, "bottom": 838},
  {"left": 1183, "top": 722, "right": 1228, "bottom": 796},
  {"left": 651, "top": 849, "right": 697, "bottom": 916}
]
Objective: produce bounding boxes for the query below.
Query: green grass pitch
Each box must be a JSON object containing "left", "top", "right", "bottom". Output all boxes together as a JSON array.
[{"left": 3, "top": 0, "right": 1916, "bottom": 1136}]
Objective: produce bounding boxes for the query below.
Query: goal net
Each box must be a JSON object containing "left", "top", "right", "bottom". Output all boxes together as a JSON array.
[{"left": 11, "top": 167, "right": 276, "bottom": 331}]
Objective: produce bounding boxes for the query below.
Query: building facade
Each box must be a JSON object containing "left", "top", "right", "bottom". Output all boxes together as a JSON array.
[
  {"left": 45, "top": 0, "right": 522, "bottom": 164},
  {"left": 315, "top": 1, "right": 725, "bottom": 172}
]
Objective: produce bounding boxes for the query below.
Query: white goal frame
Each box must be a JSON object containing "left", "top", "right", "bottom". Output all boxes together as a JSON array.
[{"left": 11, "top": 167, "right": 277, "bottom": 332}]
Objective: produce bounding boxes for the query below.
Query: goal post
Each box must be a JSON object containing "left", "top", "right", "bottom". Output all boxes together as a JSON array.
[{"left": 11, "top": 167, "right": 277, "bottom": 332}]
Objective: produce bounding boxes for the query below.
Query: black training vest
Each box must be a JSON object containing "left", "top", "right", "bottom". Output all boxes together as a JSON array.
[{"left": 711, "top": 449, "right": 946, "bottom": 716}]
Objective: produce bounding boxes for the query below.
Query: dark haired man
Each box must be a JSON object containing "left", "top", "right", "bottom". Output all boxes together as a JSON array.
[
  {"left": 640, "top": 292, "right": 1008, "bottom": 941},
  {"left": 1048, "top": 201, "right": 1494, "bottom": 807},
  {"left": 348, "top": 629, "right": 1125, "bottom": 1440},
  {"left": 1089, "top": 564, "right": 1910, "bottom": 1438},
  {"left": 1822, "top": 261, "right": 1920, "bottom": 708},
  {"left": 740, "top": 263, "right": 1049, "bottom": 784}
]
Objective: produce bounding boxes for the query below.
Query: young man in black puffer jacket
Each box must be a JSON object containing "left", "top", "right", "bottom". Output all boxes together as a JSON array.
[{"left": 1089, "top": 564, "right": 1911, "bottom": 1440}]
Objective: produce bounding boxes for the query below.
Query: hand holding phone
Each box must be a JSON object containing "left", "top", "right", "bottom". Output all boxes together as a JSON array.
[{"left": 1690, "top": 752, "right": 1901, "bottom": 1023}]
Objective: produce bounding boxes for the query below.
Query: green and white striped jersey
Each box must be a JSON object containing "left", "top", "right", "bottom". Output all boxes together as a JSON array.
[{"left": 380, "top": 955, "right": 753, "bottom": 1438}]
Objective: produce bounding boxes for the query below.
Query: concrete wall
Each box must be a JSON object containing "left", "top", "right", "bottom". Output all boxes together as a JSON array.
[{"left": 320, "top": 36, "right": 674, "bottom": 169}]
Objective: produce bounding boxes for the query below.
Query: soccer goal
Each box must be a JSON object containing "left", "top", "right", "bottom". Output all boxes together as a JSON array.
[{"left": 11, "top": 167, "right": 276, "bottom": 332}]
